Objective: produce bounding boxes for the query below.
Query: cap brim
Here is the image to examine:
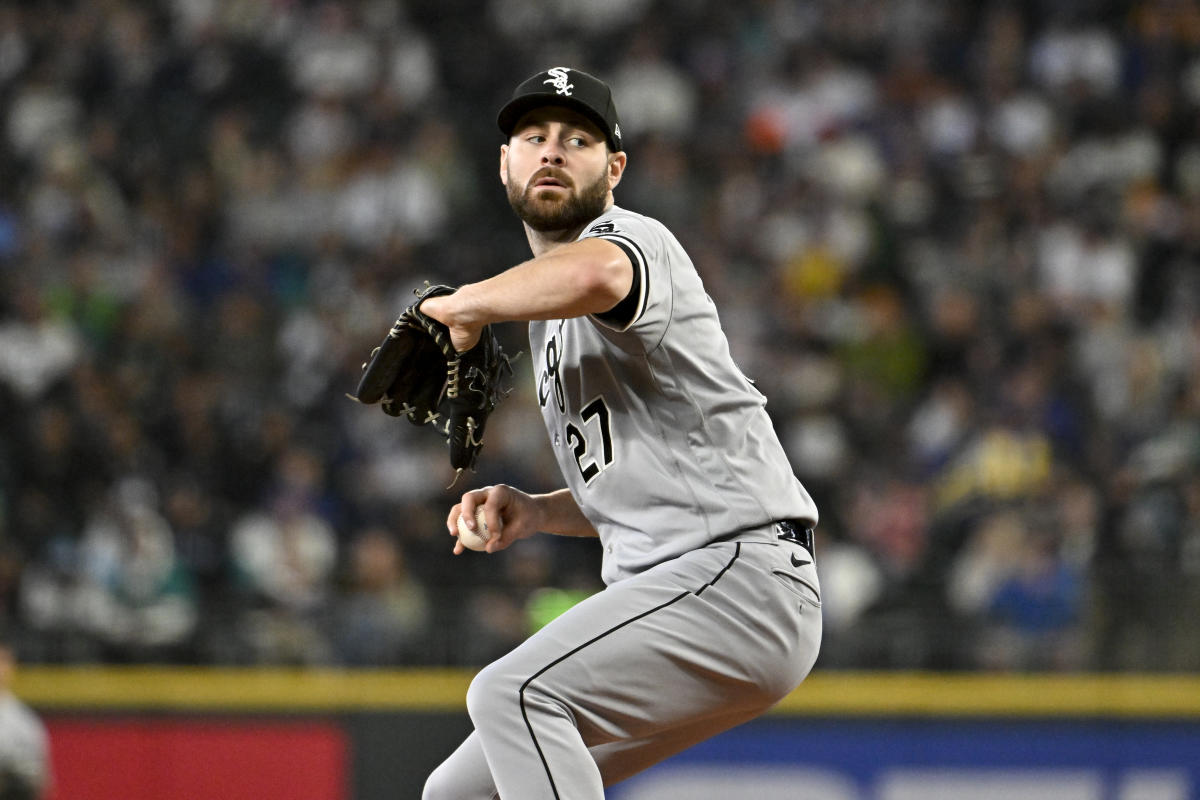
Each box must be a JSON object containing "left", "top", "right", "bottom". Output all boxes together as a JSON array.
[{"left": 497, "top": 94, "right": 618, "bottom": 150}]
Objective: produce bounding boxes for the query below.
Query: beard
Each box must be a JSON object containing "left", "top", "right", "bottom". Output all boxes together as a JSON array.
[{"left": 507, "top": 166, "right": 611, "bottom": 232}]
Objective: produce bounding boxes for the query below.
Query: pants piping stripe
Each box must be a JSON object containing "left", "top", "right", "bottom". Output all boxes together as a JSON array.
[
  {"left": 694, "top": 542, "right": 741, "bottom": 597},
  {"left": 518, "top": 590, "right": 691, "bottom": 798}
]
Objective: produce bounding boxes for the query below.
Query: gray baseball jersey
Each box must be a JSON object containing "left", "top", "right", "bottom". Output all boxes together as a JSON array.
[
  {"left": 0, "top": 692, "right": 50, "bottom": 796},
  {"left": 528, "top": 204, "right": 818, "bottom": 584},
  {"left": 424, "top": 204, "right": 822, "bottom": 800}
]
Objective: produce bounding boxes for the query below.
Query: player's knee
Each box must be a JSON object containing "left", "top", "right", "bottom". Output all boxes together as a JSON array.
[{"left": 465, "top": 662, "right": 520, "bottom": 727}]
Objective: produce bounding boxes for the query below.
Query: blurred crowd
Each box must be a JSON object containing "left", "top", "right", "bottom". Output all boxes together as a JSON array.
[{"left": 0, "top": 0, "right": 1198, "bottom": 672}]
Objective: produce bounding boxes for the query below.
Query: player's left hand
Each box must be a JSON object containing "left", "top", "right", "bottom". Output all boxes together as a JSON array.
[
  {"left": 419, "top": 293, "right": 482, "bottom": 354},
  {"left": 351, "top": 284, "right": 512, "bottom": 479}
]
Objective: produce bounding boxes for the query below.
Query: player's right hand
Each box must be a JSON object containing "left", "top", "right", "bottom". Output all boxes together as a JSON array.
[{"left": 448, "top": 484, "right": 540, "bottom": 555}]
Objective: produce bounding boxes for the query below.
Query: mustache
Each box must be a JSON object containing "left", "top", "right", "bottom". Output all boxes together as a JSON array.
[{"left": 527, "top": 168, "right": 574, "bottom": 190}]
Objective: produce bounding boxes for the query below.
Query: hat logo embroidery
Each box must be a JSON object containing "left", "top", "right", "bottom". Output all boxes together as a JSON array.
[{"left": 543, "top": 67, "right": 574, "bottom": 96}]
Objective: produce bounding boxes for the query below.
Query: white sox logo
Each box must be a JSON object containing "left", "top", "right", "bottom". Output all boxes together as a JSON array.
[
  {"left": 537, "top": 324, "right": 615, "bottom": 484},
  {"left": 543, "top": 67, "right": 574, "bottom": 96},
  {"left": 538, "top": 326, "right": 566, "bottom": 413}
]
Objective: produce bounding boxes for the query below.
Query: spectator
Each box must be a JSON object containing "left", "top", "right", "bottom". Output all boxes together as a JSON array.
[
  {"left": 329, "top": 527, "right": 431, "bottom": 666},
  {"left": 18, "top": 478, "right": 197, "bottom": 663},
  {"left": 75, "top": 478, "right": 197, "bottom": 660},
  {"left": 0, "top": 0, "right": 1196, "bottom": 671},
  {"left": 227, "top": 506, "right": 337, "bottom": 665},
  {"left": 984, "top": 527, "right": 1086, "bottom": 670}
]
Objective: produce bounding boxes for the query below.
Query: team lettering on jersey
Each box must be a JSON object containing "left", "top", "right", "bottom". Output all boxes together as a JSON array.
[
  {"left": 537, "top": 322, "right": 615, "bottom": 485},
  {"left": 538, "top": 323, "right": 566, "bottom": 413}
]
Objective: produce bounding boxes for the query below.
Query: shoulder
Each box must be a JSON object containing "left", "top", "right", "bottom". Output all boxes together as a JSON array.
[
  {"left": 579, "top": 205, "right": 672, "bottom": 245},
  {"left": 579, "top": 206, "right": 683, "bottom": 280}
]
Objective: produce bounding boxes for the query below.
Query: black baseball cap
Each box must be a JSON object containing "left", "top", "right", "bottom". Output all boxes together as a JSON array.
[{"left": 497, "top": 67, "right": 623, "bottom": 152}]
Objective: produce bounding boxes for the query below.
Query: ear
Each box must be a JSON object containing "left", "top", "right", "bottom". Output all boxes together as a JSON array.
[
  {"left": 607, "top": 151, "right": 627, "bottom": 191},
  {"left": 499, "top": 144, "right": 509, "bottom": 186}
]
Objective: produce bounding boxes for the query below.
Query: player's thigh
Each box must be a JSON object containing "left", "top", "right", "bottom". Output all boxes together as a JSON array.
[
  {"left": 466, "top": 570, "right": 696, "bottom": 729},
  {"left": 472, "top": 542, "right": 809, "bottom": 741}
]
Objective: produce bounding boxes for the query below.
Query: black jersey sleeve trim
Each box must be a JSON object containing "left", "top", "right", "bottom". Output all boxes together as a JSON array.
[
  {"left": 590, "top": 233, "right": 649, "bottom": 331},
  {"left": 593, "top": 238, "right": 641, "bottom": 328}
]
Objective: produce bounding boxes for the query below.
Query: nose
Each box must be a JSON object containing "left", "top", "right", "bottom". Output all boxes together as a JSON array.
[{"left": 541, "top": 145, "right": 566, "bottom": 166}]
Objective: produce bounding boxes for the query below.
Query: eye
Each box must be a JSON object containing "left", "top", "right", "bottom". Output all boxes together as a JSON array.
[
  {"left": 526, "top": 134, "right": 546, "bottom": 144},
  {"left": 568, "top": 136, "right": 587, "bottom": 147}
]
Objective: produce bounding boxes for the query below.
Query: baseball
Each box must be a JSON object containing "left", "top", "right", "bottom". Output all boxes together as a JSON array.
[{"left": 456, "top": 507, "right": 491, "bottom": 551}]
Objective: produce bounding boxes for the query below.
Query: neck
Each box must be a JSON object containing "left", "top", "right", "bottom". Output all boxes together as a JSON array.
[
  {"left": 524, "top": 223, "right": 587, "bottom": 257},
  {"left": 522, "top": 200, "right": 615, "bottom": 258}
]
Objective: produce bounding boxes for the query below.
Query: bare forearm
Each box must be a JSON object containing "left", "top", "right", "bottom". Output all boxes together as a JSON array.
[
  {"left": 532, "top": 488, "right": 599, "bottom": 538},
  {"left": 430, "top": 238, "right": 630, "bottom": 334}
]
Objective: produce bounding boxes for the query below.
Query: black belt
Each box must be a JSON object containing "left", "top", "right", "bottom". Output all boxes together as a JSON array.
[{"left": 775, "top": 519, "right": 815, "bottom": 557}]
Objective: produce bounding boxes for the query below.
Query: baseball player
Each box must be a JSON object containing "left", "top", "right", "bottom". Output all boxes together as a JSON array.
[
  {"left": 419, "top": 67, "right": 821, "bottom": 800},
  {"left": 0, "top": 634, "right": 50, "bottom": 800}
]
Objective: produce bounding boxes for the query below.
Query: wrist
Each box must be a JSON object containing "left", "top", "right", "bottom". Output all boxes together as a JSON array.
[
  {"left": 451, "top": 282, "right": 486, "bottom": 331},
  {"left": 527, "top": 492, "right": 551, "bottom": 535}
]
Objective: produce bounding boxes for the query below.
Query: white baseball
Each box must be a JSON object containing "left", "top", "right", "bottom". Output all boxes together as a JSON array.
[{"left": 456, "top": 507, "right": 491, "bottom": 551}]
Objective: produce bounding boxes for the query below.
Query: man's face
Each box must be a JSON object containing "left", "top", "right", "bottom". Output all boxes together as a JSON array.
[{"left": 501, "top": 107, "right": 624, "bottom": 232}]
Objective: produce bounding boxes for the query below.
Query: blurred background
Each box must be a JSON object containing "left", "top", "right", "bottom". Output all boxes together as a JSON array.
[{"left": 1, "top": 0, "right": 1199, "bottom": 679}]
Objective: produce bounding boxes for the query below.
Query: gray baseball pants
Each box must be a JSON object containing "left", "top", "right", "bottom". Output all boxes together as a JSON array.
[{"left": 422, "top": 525, "right": 822, "bottom": 800}]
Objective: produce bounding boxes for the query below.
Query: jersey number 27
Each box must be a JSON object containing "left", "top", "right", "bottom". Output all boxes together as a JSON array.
[{"left": 566, "top": 397, "right": 613, "bottom": 484}]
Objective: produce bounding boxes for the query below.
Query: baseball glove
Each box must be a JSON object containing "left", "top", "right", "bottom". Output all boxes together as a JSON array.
[{"left": 352, "top": 284, "right": 512, "bottom": 479}]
